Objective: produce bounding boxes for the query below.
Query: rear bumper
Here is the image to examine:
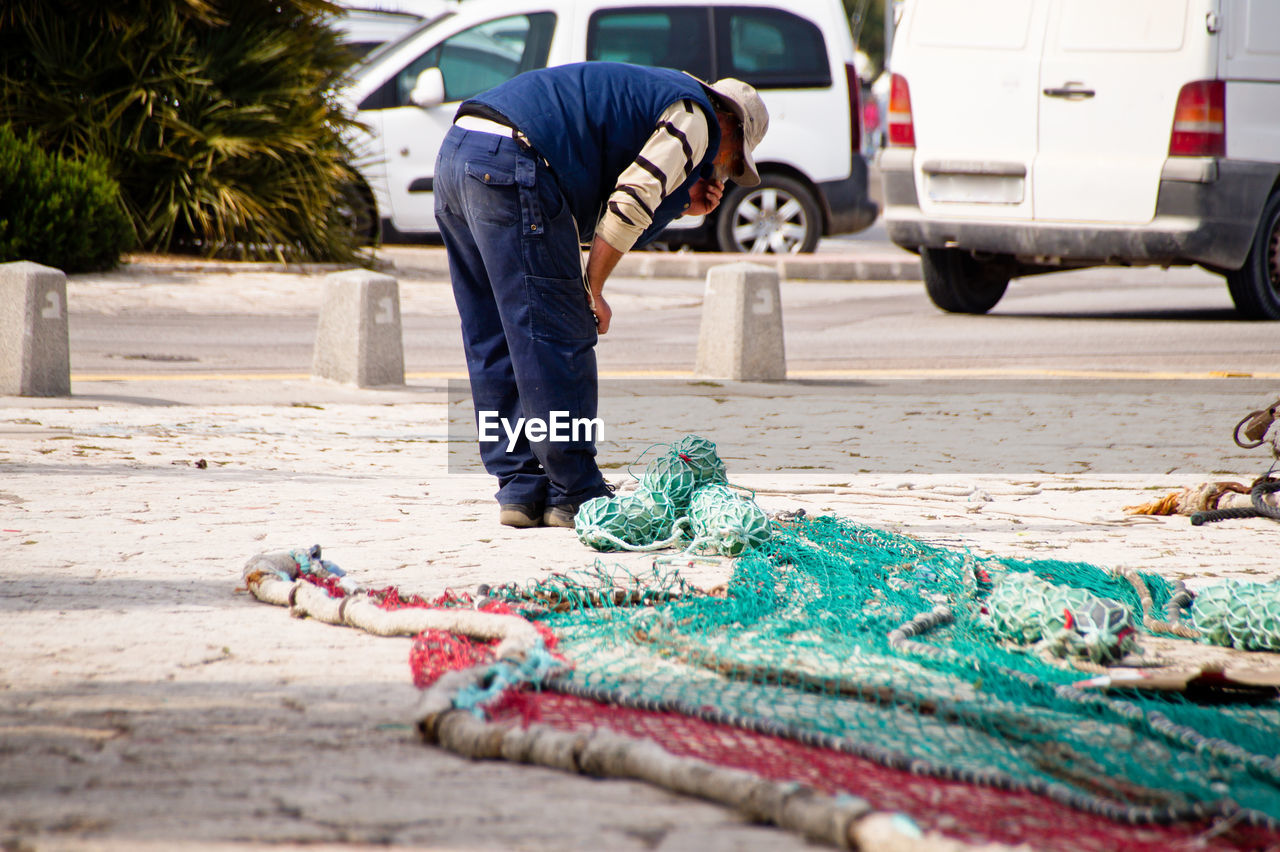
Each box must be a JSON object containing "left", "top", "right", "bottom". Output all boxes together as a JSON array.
[
  {"left": 817, "top": 155, "right": 879, "bottom": 236},
  {"left": 880, "top": 148, "right": 1277, "bottom": 271}
]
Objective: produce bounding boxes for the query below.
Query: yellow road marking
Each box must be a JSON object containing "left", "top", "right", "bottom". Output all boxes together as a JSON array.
[
  {"left": 789, "top": 367, "right": 1279, "bottom": 380},
  {"left": 71, "top": 372, "right": 317, "bottom": 382},
  {"left": 68, "top": 367, "right": 1278, "bottom": 383},
  {"left": 590, "top": 367, "right": 1279, "bottom": 380}
]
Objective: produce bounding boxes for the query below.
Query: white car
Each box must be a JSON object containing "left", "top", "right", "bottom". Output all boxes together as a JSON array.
[
  {"left": 340, "top": 0, "right": 878, "bottom": 253},
  {"left": 881, "top": 0, "right": 1280, "bottom": 319},
  {"left": 329, "top": 1, "right": 455, "bottom": 59}
]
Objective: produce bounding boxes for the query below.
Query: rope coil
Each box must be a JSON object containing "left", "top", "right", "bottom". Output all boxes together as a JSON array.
[{"left": 1190, "top": 476, "right": 1280, "bottom": 526}]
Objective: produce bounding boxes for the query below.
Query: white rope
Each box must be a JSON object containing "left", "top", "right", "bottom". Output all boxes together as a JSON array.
[{"left": 243, "top": 568, "right": 542, "bottom": 661}]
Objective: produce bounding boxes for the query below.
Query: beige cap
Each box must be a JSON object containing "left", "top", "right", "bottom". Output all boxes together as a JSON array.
[{"left": 705, "top": 77, "right": 769, "bottom": 186}]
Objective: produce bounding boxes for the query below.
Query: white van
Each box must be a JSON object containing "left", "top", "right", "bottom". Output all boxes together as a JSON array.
[
  {"left": 880, "top": 0, "right": 1280, "bottom": 319},
  {"left": 341, "top": 0, "right": 878, "bottom": 253}
]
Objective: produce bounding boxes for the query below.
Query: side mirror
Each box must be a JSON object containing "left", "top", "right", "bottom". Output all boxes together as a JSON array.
[{"left": 409, "top": 68, "right": 445, "bottom": 108}]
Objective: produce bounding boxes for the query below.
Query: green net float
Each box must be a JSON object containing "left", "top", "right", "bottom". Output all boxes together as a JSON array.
[
  {"left": 1244, "top": 591, "right": 1280, "bottom": 651},
  {"left": 1189, "top": 583, "right": 1237, "bottom": 646},
  {"left": 1192, "top": 582, "right": 1280, "bottom": 652},
  {"left": 689, "top": 482, "right": 737, "bottom": 509},
  {"left": 985, "top": 572, "right": 1136, "bottom": 663},
  {"left": 1068, "top": 598, "right": 1138, "bottom": 663},
  {"left": 574, "top": 495, "right": 631, "bottom": 551},
  {"left": 671, "top": 434, "right": 727, "bottom": 488},
  {"left": 690, "top": 483, "right": 770, "bottom": 556},
  {"left": 636, "top": 487, "right": 681, "bottom": 540},
  {"left": 641, "top": 453, "right": 699, "bottom": 512},
  {"left": 576, "top": 492, "right": 673, "bottom": 550}
]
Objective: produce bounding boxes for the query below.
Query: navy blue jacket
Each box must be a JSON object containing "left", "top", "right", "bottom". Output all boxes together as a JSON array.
[{"left": 464, "top": 62, "right": 720, "bottom": 246}]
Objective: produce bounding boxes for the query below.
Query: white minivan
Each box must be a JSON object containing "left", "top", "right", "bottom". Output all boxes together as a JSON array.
[
  {"left": 880, "top": 0, "right": 1280, "bottom": 319},
  {"left": 342, "top": 0, "right": 878, "bottom": 253}
]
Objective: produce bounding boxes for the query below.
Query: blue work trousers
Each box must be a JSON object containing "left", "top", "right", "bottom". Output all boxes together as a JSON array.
[{"left": 434, "top": 126, "right": 608, "bottom": 509}]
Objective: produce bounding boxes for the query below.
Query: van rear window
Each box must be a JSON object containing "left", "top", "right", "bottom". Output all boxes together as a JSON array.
[
  {"left": 1245, "top": 1, "right": 1280, "bottom": 54},
  {"left": 1058, "top": 0, "right": 1187, "bottom": 53},
  {"left": 909, "top": 0, "right": 1034, "bottom": 51}
]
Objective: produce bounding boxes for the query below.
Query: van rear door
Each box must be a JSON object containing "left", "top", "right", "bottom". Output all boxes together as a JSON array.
[
  {"left": 1220, "top": 0, "right": 1280, "bottom": 161},
  {"left": 900, "top": 0, "right": 1049, "bottom": 223},
  {"left": 1033, "top": 0, "right": 1215, "bottom": 224}
]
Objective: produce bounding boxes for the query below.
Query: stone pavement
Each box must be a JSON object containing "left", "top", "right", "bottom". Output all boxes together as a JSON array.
[{"left": 2, "top": 251, "right": 1278, "bottom": 852}]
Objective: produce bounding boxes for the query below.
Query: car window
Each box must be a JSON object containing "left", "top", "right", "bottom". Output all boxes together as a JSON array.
[
  {"left": 393, "top": 13, "right": 556, "bottom": 105},
  {"left": 355, "top": 12, "right": 456, "bottom": 72},
  {"left": 587, "top": 8, "right": 714, "bottom": 82},
  {"left": 346, "top": 41, "right": 385, "bottom": 62},
  {"left": 716, "top": 7, "right": 830, "bottom": 89}
]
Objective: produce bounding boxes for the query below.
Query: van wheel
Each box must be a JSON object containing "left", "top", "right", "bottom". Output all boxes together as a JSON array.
[
  {"left": 921, "top": 247, "right": 1010, "bottom": 314},
  {"left": 715, "top": 175, "right": 821, "bottom": 254},
  {"left": 1225, "top": 192, "right": 1280, "bottom": 320}
]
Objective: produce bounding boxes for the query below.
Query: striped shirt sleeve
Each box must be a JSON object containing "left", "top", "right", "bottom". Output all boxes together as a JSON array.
[{"left": 597, "top": 100, "right": 711, "bottom": 253}]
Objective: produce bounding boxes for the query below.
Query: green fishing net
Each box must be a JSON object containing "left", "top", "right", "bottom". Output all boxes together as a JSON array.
[
  {"left": 1193, "top": 582, "right": 1280, "bottom": 652},
  {"left": 575, "top": 435, "right": 767, "bottom": 556},
  {"left": 496, "top": 514, "right": 1280, "bottom": 825}
]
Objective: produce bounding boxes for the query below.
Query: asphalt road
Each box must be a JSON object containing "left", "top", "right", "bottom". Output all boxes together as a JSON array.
[{"left": 67, "top": 259, "right": 1279, "bottom": 379}]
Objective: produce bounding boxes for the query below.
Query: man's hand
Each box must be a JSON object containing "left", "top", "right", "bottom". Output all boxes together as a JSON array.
[
  {"left": 586, "top": 236, "right": 623, "bottom": 336},
  {"left": 589, "top": 292, "right": 612, "bottom": 335},
  {"left": 686, "top": 177, "right": 725, "bottom": 217}
]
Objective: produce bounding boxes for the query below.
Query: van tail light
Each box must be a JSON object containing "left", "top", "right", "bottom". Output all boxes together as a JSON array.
[
  {"left": 887, "top": 73, "right": 915, "bottom": 148},
  {"left": 1169, "top": 80, "right": 1225, "bottom": 157},
  {"left": 845, "top": 63, "right": 863, "bottom": 153}
]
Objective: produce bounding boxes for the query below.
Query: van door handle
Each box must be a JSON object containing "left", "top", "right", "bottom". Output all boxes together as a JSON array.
[{"left": 1043, "top": 83, "right": 1095, "bottom": 99}]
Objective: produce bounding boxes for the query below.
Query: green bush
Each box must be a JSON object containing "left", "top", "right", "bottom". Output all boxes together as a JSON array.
[
  {"left": 0, "top": 124, "right": 134, "bottom": 273},
  {"left": 0, "top": 1, "right": 366, "bottom": 263}
]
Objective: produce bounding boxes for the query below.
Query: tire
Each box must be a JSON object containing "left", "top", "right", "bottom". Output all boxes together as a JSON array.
[
  {"left": 337, "top": 178, "right": 380, "bottom": 246},
  {"left": 1225, "top": 191, "right": 1280, "bottom": 320},
  {"left": 714, "top": 175, "right": 821, "bottom": 254},
  {"left": 920, "top": 247, "right": 1011, "bottom": 314}
]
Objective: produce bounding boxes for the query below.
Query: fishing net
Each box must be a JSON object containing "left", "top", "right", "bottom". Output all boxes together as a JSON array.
[
  {"left": 242, "top": 437, "right": 1280, "bottom": 850},
  {"left": 488, "top": 517, "right": 1280, "bottom": 832}
]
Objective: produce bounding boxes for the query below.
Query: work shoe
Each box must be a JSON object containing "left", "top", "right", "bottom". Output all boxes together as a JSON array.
[
  {"left": 499, "top": 503, "right": 543, "bottom": 528},
  {"left": 544, "top": 484, "right": 616, "bottom": 529},
  {"left": 542, "top": 503, "right": 581, "bottom": 528}
]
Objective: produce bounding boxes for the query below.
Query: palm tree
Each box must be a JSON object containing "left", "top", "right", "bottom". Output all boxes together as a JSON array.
[{"left": 0, "top": 0, "right": 369, "bottom": 262}]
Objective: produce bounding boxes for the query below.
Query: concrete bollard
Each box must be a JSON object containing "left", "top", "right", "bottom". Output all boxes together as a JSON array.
[
  {"left": 312, "top": 269, "right": 405, "bottom": 387},
  {"left": 694, "top": 262, "right": 786, "bottom": 381},
  {"left": 0, "top": 261, "right": 71, "bottom": 397}
]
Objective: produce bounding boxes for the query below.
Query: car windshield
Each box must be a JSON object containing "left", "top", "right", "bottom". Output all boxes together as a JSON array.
[{"left": 354, "top": 11, "right": 456, "bottom": 71}]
